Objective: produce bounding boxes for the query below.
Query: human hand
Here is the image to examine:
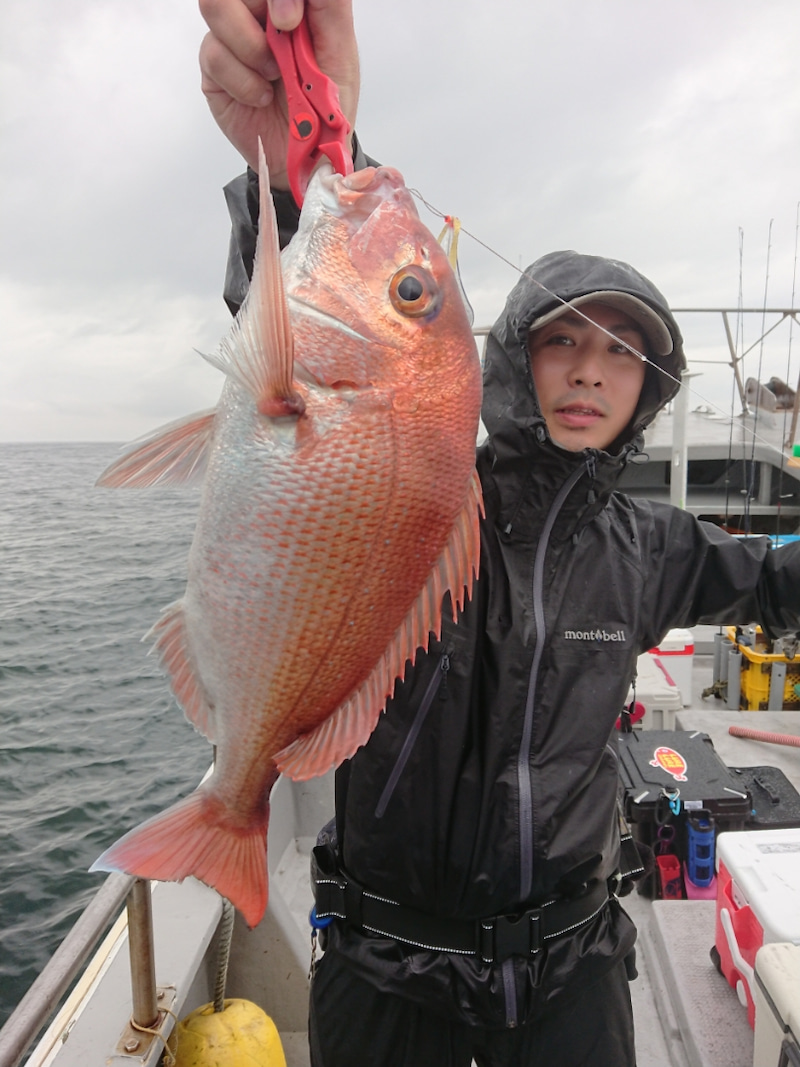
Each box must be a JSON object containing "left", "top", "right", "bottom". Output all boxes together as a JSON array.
[{"left": 199, "top": 0, "right": 360, "bottom": 188}]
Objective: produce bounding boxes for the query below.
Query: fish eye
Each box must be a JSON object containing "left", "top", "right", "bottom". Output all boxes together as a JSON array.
[{"left": 389, "top": 266, "right": 440, "bottom": 318}]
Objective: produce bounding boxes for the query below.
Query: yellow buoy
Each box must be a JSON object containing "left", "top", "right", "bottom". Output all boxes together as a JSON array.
[{"left": 172, "top": 998, "right": 287, "bottom": 1067}]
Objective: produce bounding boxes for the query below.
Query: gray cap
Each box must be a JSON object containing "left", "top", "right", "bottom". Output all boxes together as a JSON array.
[{"left": 529, "top": 290, "right": 674, "bottom": 357}]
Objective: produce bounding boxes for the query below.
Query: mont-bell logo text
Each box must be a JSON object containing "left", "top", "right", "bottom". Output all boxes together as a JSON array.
[{"left": 563, "top": 627, "right": 627, "bottom": 643}]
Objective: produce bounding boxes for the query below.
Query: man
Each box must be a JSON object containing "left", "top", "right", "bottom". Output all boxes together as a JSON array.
[{"left": 198, "top": 3, "right": 800, "bottom": 1064}]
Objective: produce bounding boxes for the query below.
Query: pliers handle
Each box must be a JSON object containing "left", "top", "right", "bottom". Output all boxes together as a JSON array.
[{"left": 266, "top": 14, "right": 353, "bottom": 208}]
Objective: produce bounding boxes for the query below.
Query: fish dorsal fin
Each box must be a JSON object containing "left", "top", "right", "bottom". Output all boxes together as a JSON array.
[
  {"left": 205, "top": 141, "right": 304, "bottom": 418},
  {"left": 274, "top": 470, "right": 484, "bottom": 780},
  {"left": 96, "top": 410, "right": 216, "bottom": 488},
  {"left": 146, "top": 600, "right": 217, "bottom": 743}
]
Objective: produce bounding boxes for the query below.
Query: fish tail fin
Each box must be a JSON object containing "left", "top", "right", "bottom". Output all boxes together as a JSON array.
[{"left": 90, "top": 786, "right": 269, "bottom": 928}]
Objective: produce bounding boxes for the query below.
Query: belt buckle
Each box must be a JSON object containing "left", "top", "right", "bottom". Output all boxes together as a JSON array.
[{"left": 482, "top": 908, "right": 543, "bottom": 963}]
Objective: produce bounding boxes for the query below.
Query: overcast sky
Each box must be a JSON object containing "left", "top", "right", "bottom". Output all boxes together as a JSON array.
[{"left": 2, "top": 0, "right": 799, "bottom": 442}]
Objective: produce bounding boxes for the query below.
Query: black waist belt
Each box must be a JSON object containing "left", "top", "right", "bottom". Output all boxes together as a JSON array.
[{"left": 311, "top": 849, "right": 610, "bottom": 965}]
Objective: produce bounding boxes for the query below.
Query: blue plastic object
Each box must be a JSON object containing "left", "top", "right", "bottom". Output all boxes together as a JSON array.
[
  {"left": 686, "top": 810, "right": 716, "bottom": 887},
  {"left": 309, "top": 905, "right": 334, "bottom": 930}
]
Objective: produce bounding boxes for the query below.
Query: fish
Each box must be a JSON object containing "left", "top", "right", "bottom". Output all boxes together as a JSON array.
[{"left": 90, "top": 146, "right": 484, "bottom": 928}]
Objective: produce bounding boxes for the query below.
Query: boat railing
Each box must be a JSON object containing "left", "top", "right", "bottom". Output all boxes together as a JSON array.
[
  {"left": 0, "top": 872, "right": 162, "bottom": 1067},
  {"left": 671, "top": 308, "right": 800, "bottom": 428}
]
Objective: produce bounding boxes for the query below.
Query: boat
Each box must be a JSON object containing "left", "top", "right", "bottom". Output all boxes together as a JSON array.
[{"left": 3, "top": 309, "right": 800, "bottom": 1067}]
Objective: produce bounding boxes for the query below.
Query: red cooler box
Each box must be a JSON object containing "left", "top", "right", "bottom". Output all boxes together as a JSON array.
[{"left": 714, "top": 827, "right": 800, "bottom": 1028}]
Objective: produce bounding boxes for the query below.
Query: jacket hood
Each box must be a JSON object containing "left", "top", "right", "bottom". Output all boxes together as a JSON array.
[{"left": 482, "top": 250, "right": 686, "bottom": 458}]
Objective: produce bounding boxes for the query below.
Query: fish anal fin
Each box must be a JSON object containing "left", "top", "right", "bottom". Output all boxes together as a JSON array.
[
  {"left": 90, "top": 787, "right": 271, "bottom": 928},
  {"left": 147, "top": 601, "right": 216, "bottom": 743},
  {"left": 96, "top": 410, "right": 216, "bottom": 489},
  {"left": 275, "top": 469, "right": 483, "bottom": 780}
]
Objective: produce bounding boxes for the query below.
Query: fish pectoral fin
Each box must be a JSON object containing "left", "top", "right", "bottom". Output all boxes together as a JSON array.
[
  {"left": 90, "top": 785, "right": 271, "bottom": 929},
  {"left": 209, "top": 140, "right": 302, "bottom": 418},
  {"left": 275, "top": 469, "right": 484, "bottom": 781},
  {"left": 96, "top": 410, "right": 216, "bottom": 488},
  {"left": 147, "top": 601, "right": 217, "bottom": 742}
]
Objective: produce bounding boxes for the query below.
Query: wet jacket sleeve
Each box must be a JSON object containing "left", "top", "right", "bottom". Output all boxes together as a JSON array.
[
  {"left": 221, "top": 133, "right": 375, "bottom": 316},
  {"left": 642, "top": 503, "right": 800, "bottom": 644}
]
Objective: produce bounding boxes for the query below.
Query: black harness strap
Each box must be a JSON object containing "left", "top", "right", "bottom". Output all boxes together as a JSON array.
[{"left": 312, "top": 848, "right": 610, "bottom": 964}]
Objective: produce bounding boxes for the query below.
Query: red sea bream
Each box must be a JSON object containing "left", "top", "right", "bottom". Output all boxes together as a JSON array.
[{"left": 91, "top": 149, "right": 483, "bottom": 927}]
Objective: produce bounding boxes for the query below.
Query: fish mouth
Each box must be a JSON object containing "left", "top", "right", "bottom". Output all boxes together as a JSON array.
[{"left": 316, "top": 162, "right": 408, "bottom": 221}]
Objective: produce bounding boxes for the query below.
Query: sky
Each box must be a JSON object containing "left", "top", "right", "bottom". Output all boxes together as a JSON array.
[{"left": 1, "top": 0, "right": 799, "bottom": 442}]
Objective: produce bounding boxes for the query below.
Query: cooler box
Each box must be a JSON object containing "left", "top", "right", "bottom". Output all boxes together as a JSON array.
[
  {"left": 753, "top": 943, "right": 800, "bottom": 1067},
  {"left": 618, "top": 730, "right": 751, "bottom": 897},
  {"left": 622, "top": 652, "right": 683, "bottom": 729},
  {"left": 714, "top": 828, "right": 800, "bottom": 1029},
  {"left": 649, "top": 627, "right": 694, "bottom": 705}
]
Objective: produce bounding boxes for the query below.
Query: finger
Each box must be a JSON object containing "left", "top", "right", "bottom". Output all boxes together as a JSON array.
[
  {"left": 199, "top": 32, "right": 274, "bottom": 108},
  {"left": 266, "top": 0, "right": 305, "bottom": 31},
  {"left": 306, "top": 0, "right": 358, "bottom": 75},
  {"left": 240, "top": 0, "right": 269, "bottom": 23},
  {"left": 199, "top": 0, "right": 271, "bottom": 74},
  {"left": 305, "top": 0, "right": 359, "bottom": 125}
]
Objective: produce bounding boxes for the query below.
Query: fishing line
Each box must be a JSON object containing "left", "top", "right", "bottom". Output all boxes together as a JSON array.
[
  {"left": 742, "top": 220, "right": 774, "bottom": 534},
  {"left": 724, "top": 229, "right": 745, "bottom": 525},
  {"left": 774, "top": 206, "right": 799, "bottom": 533},
  {"left": 786, "top": 202, "right": 800, "bottom": 448},
  {"left": 410, "top": 188, "right": 796, "bottom": 468}
]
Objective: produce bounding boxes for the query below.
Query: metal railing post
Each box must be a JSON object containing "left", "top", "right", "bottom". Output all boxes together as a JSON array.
[{"left": 126, "top": 878, "right": 159, "bottom": 1030}]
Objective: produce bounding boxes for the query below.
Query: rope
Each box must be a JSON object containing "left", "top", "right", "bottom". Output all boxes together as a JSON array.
[
  {"left": 213, "top": 897, "right": 236, "bottom": 1013},
  {"left": 129, "top": 1007, "right": 178, "bottom": 1067}
]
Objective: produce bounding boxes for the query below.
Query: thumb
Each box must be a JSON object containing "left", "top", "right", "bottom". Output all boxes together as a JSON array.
[{"left": 305, "top": 0, "right": 360, "bottom": 126}]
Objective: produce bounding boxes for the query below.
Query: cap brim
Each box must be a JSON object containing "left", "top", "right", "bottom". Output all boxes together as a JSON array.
[{"left": 529, "top": 291, "right": 674, "bottom": 357}]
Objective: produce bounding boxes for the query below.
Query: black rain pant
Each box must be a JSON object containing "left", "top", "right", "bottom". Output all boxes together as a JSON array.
[{"left": 309, "top": 950, "right": 636, "bottom": 1067}]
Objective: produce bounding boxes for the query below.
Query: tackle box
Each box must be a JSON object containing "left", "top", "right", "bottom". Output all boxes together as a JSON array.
[
  {"left": 728, "top": 766, "right": 800, "bottom": 830},
  {"left": 618, "top": 730, "right": 752, "bottom": 897},
  {"left": 714, "top": 828, "right": 800, "bottom": 1029}
]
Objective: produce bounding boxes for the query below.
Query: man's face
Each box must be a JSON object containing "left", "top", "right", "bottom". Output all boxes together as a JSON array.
[{"left": 528, "top": 301, "right": 647, "bottom": 452}]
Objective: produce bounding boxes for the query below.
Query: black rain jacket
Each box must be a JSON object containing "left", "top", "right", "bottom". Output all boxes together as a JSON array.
[{"left": 221, "top": 163, "right": 800, "bottom": 1030}]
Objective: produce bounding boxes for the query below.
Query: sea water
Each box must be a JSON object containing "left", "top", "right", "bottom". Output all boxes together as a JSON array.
[{"left": 0, "top": 442, "right": 211, "bottom": 1027}]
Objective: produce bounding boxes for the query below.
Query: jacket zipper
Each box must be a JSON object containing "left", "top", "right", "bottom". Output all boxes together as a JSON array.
[
  {"left": 504, "top": 462, "right": 586, "bottom": 1027},
  {"left": 516, "top": 462, "right": 586, "bottom": 899},
  {"left": 374, "top": 653, "right": 450, "bottom": 819}
]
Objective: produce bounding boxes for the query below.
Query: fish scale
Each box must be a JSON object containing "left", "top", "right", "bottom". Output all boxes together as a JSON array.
[{"left": 91, "top": 148, "right": 483, "bottom": 927}]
